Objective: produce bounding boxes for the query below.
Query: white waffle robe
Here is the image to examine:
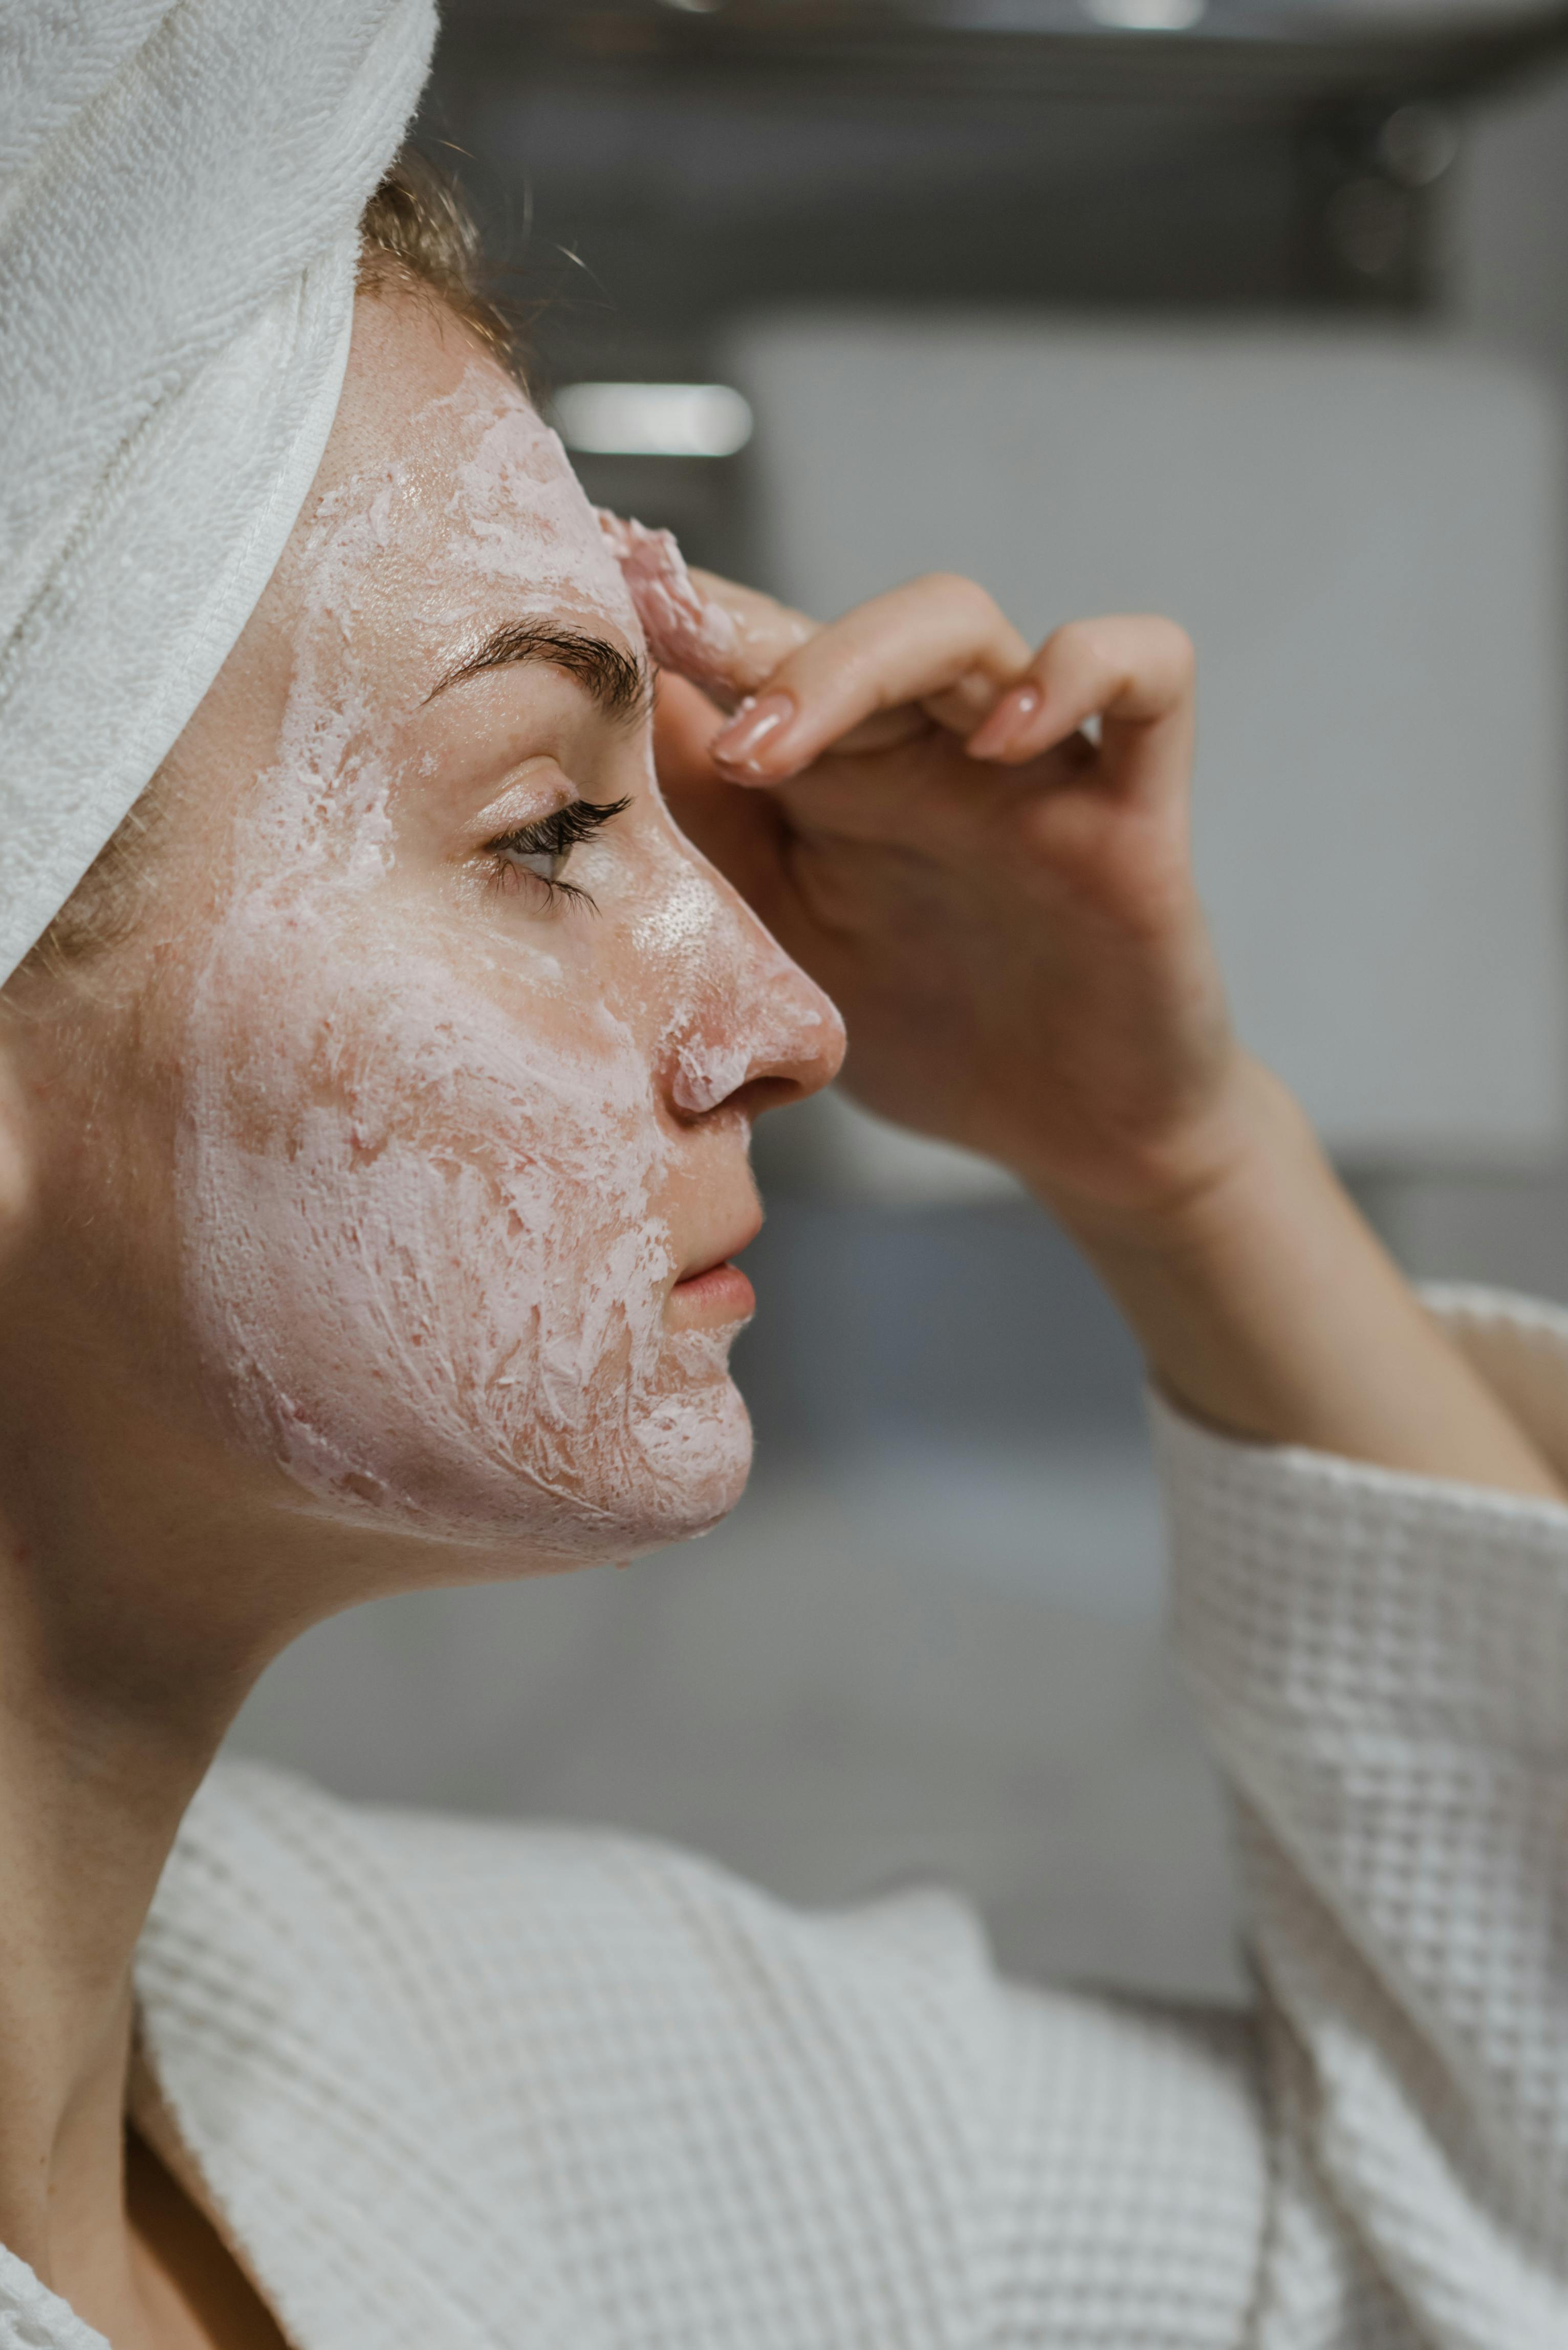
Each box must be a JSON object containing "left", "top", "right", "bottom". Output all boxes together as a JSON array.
[{"left": 0, "top": 1288, "right": 1560, "bottom": 2349}]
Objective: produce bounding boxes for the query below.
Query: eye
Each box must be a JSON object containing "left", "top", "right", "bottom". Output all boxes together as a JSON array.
[
  {"left": 484, "top": 795, "right": 631, "bottom": 909},
  {"left": 505, "top": 842, "right": 568, "bottom": 887}
]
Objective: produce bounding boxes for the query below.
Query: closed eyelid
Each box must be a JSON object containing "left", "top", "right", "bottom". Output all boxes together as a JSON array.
[{"left": 470, "top": 758, "right": 626, "bottom": 834}]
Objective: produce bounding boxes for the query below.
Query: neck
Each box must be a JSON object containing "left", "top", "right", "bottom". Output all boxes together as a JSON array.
[
  {"left": 0, "top": 1531, "right": 243, "bottom": 2318},
  {"left": 0, "top": 1247, "right": 488, "bottom": 2336},
  {"left": 0, "top": 1293, "right": 311, "bottom": 2331}
]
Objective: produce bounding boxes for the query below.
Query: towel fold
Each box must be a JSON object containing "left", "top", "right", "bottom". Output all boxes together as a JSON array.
[{"left": 0, "top": 0, "right": 438, "bottom": 982}]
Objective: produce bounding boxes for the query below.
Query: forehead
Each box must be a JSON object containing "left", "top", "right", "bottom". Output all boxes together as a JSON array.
[{"left": 288, "top": 291, "right": 640, "bottom": 661}]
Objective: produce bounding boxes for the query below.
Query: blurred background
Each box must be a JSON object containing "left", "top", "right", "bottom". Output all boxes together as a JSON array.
[{"left": 232, "top": 0, "right": 1568, "bottom": 2004}]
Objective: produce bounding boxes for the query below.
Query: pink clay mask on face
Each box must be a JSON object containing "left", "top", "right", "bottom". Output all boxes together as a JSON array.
[
  {"left": 176, "top": 345, "right": 839, "bottom": 1564},
  {"left": 596, "top": 511, "right": 742, "bottom": 703}
]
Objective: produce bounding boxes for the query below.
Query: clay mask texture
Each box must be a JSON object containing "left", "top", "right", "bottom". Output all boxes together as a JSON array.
[
  {"left": 596, "top": 510, "right": 741, "bottom": 701},
  {"left": 177, "top": 359, "right": 837, "bottom": 1563}
]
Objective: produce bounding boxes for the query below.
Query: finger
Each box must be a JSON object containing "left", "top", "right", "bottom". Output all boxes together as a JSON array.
[
  {"left": 597, "top": 510, "right": 819, "bottom": 710},
  {"left": 685, "top": 568, "right": 818, "bottom": 703},
  {"left": 707, "top": 573, "right": 1032, "bottom": 783},
  {"left": 966, "top": 616, "right": 1195, "bottom": 772}
]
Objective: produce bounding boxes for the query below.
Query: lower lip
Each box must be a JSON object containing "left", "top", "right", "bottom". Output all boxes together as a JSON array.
[{"left": 671, "top": 1261, "right": 755, "bottom": 1318}]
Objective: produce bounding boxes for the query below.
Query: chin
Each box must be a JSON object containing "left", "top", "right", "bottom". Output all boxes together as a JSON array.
[
  {"left": 580, "top": 1363, "right": 761, "bottom": 1560},
  {"left": 622, "top": 1367, "right": 755, "bottom": 1548},
  {"left": 264, "top": 1358, "right": 756, "bottom": 1578}
]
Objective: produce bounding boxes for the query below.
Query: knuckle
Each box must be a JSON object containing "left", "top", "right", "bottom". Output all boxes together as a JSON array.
[
  {"left": 1049, "top": 613, "right": 1195, "bottom": 689},
  {"left": 1044, "top": 617, "right": 1107, "bottom": 668},
  {"left": 1152, "top": 617, "right": 1196, "bottom": 678},
  {"left": 914, "top": 571, "right": 997, "bottom": 624}
]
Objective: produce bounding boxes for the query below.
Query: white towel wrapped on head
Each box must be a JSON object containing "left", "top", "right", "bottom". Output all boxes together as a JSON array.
[{"left": 0, "top": 0, "right": 438, "bottom": 984}]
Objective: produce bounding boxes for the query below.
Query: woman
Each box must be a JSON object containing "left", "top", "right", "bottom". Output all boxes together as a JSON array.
[{"left": 5, "top": 7, "right": 1568, "bottom": 2349}]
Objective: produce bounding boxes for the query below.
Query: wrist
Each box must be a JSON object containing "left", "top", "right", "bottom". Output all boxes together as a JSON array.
[
  {"left": 1031, "top": 1058, "right": 1566, "bottom": 1497},
  {"left": 1027, "top": 1055, "right": 1359, "bottom": 1450},
  {"left": 1023, "top": 1052, "right": 1317, "bottom": 1269}
]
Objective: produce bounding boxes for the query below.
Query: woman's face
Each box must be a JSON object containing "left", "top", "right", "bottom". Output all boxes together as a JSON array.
[{"left": 25, "top": 291, "right": 842, "bottom": 1573}]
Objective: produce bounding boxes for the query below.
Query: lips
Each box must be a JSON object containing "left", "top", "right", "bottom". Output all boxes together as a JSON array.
[{"left": 674, "top": 1211, "right": 761, "bottom": 1290}]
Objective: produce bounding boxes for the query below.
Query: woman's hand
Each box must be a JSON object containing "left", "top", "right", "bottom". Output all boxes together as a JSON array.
[
  {"left": 652, "top": 564, "right": 1566, "bottom": 1499},
  {"left": 654, "top": 570, "right": 1246, "bottom": 1232}
]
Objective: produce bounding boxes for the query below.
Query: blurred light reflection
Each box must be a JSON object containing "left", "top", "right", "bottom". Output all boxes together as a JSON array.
[{"left": 553, "top": 382, "right": 754, "bottom": 459}]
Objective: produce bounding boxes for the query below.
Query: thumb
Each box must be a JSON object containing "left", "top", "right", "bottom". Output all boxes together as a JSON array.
[{"left": 653, "top": 671, "right": 731, "bottom": 800}]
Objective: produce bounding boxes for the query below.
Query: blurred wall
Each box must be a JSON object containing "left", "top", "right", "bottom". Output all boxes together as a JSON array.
[{"left": 1379, "top": 65, "right": 1568, "bottom": 1297}]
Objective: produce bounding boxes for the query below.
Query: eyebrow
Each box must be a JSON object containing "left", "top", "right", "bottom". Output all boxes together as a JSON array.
[{"left": 426, "top": 625, "right": 652, "bottom": 724}]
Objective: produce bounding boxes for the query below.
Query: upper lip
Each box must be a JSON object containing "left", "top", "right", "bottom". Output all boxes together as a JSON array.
[{"left": 676, "top": 1210, "right": 762, "bottom": 1285}]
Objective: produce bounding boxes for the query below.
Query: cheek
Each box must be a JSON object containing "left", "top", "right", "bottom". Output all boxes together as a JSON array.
[{"left": 176, "top": 899, "right": 750, "bottom": 1556}]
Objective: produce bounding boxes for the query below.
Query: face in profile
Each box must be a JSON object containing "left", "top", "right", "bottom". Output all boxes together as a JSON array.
[{"left": 28, "top": 291, "right": 842, "bottom": 1574}]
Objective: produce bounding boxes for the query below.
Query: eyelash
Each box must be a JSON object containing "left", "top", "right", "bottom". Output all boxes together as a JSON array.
[{"left": 484, "top": 795, "right": 631, "bottom": 909}]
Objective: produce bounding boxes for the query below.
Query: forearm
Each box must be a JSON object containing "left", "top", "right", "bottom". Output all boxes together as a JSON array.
[{"left": 1038, "top": 1057, "right": 1566, "bottom": 1500}]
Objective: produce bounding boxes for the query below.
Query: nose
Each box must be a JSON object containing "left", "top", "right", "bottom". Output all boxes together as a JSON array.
[{"left": 663, "top": 887, "right": 846, "bottom": 1123}]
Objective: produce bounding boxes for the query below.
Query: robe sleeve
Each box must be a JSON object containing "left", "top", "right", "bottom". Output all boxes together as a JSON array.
[{"left": 1096, "top": 1281, "right": 1568, "bottom": 2348}]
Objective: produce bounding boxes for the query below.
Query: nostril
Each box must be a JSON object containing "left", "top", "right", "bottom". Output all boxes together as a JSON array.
[
  {"left": 666, "top": 967, "right": 843, "bottom": 1119},
  {"left": 669, "top": 1011, "right": 841, "bottom": 1118},
  {"left": 734, "top": 1072, "right": 816, "bottom": 1121},
  {"left": 672, "top": 1039, "right": 754, "bottom": 1117}
]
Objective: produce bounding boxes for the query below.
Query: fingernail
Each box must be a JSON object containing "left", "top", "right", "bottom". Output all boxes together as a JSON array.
[
  {"left": 711, "top": 691, "right": 796, "bottom": 774},
  {"left": 971, "top": 683, "right": 1042, "bottom": 758}
]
